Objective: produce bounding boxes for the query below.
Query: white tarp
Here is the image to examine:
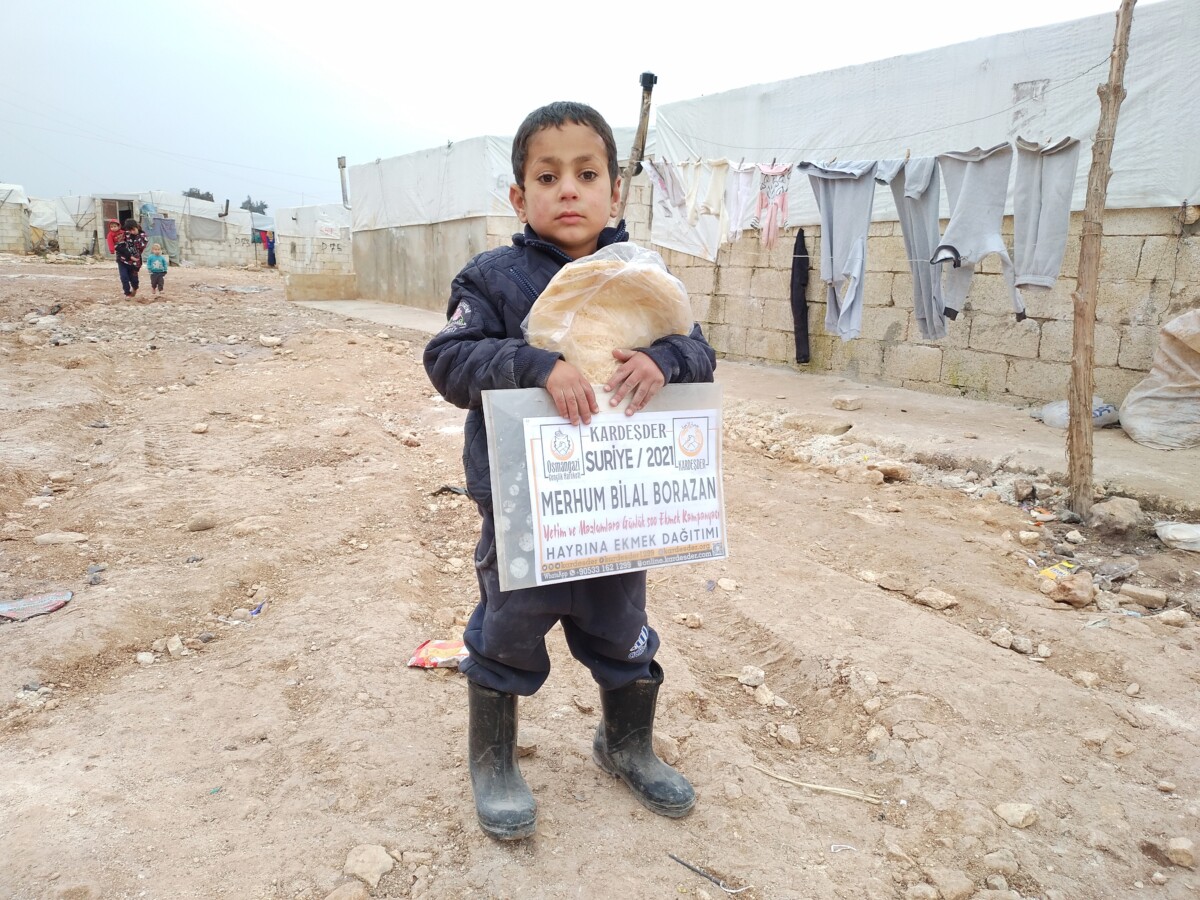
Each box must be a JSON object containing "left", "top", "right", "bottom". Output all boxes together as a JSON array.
[
  {"left": 276, "top": 204, "right": 350, "bottom": 239},
  {"left": 348, "top": 128, "right": 657, "bottom": 231},
  {"left": 655, "top": 0, "right": 1197, "bottom": 239},
  {"left": 27, "top": 196, "right": 96, "bottom": 231},
  {"left": 0, "top": 184, "right": 30, "bottom": 207}
]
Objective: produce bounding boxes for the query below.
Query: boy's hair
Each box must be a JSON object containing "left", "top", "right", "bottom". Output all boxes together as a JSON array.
[
  {"left": 123, "top": 218, "right": 138, "bottom": 230},
  {"left": 512, "top": 101, "right": 619, "bottom": 188},
  {"left": 151, "top": 243, "right": 162, "bottom": 252}
]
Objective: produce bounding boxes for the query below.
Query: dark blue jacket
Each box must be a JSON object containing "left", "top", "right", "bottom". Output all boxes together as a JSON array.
[{"left": 424, "top": 222, "right": 717, "bottom": 513}]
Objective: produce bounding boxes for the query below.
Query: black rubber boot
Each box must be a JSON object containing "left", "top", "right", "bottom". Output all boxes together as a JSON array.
[
  {"left": 592, "top": 662, "right": 696, "bottom": 817},
  {"left": 468, "top": 681, "right": 537, "bottom": 840}
]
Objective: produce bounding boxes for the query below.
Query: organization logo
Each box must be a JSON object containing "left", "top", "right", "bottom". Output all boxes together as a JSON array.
[
  {"left": 672, "top": 417, "right": 710, "bottom": 470},
  {"left": 540, "top": 423, "right": 582, "bottom": 480}
]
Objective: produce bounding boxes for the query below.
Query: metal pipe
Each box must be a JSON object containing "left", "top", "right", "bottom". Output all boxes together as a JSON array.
[{"left": 338, "top": 156, "right": 351, "bottom": 209}]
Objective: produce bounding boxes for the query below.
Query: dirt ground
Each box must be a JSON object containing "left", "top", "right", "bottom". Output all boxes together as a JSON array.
[{"left": 1, "top": 254, "right": 1197, "bottom": 900}]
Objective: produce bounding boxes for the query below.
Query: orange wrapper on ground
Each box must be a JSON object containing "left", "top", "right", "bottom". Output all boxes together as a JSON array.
[
  {"left": 524, "top": 243, "right": 693, "bottom": 384},
  {"left": 407, "top": 639, "right": 469, "bottom": 668}
]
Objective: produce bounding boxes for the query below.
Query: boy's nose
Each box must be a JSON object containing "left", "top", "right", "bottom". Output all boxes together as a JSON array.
[{"left": 558, "top": 177, "right": 581, "bottom": 198}]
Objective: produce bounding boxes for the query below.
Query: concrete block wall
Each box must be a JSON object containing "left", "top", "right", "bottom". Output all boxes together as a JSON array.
[
  {"left": 182, "top": 229, "right": 267, "bottom": 268},
  {"left": 277, "top": 232, "right": 353, "bottom": 277},
  {"left": 654, "top": 206, "right": 1197, "bottom": 408},
  {"left": 0, "top": 206, "right": 31, "bottom": 254}
]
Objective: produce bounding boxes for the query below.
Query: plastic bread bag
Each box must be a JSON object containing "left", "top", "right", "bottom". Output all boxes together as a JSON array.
[
  {"left": 524, "top": 242, "right": 693, "bottom": 384},
  {"left": 407, "top": 639, "right": 469, "bottom": 668}
]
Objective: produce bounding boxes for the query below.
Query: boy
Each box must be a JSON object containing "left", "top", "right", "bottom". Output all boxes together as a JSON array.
[
  {"left": 114, "top": 219, "right": 147, "bottom": 298},
  {"left": 147, "top": 244, "right": 169, "bottom": 296},
  {"left": 424, "top": 102, "right": 716, "bottom": 841}
]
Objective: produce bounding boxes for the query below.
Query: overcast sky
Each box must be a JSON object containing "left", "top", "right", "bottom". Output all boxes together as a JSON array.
[{"left": 3, "top": 0, "right": 1145, "bottom": 214}]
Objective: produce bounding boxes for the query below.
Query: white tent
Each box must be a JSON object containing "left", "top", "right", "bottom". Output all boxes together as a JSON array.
[
  {"left": 655, "top": 0, "right": 1197, "bottom": 230},
  {"left": 348, "top": 127, "right": 656, "bottom": 231},
  {"left": 276, "top": 203, "right": 351, "bottom": 239}
]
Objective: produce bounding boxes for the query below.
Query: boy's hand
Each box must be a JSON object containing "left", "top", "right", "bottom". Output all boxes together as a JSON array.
[
  {"left": 605, "top": 349, "right": 665, "bottom": 416},
  {"left": 545, "top": 360, "right": 598, "bottom": 425}
]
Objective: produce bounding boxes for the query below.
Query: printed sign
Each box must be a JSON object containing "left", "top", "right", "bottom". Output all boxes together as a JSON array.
[{"left": 482, "top": 384, "right": 727, "bottom": 590}]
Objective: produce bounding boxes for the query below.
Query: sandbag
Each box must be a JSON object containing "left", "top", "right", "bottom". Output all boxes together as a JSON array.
[
  {"left": 524, "top": 243, "right": 692, "bottom": 383},
  {"left": 1119, "top": 309, "right": 1200, "bottom": 450}
]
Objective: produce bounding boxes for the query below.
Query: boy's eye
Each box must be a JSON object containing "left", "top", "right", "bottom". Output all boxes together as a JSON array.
[
  {"left": 579, "top": 170, "right": 599, "bottom": 182},
  {"left": 536, "top": 173, "right": 556, "bottom": 185}
]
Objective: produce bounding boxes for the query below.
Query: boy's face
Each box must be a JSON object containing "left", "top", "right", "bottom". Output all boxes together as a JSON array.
[{"left": 509, "top": 123, "right": 620, "bottom": 260}]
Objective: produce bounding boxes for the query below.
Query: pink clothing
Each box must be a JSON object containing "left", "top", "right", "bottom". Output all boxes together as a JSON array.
[{"left": 753, "top": 163, "right": 792, "bottom": 249}]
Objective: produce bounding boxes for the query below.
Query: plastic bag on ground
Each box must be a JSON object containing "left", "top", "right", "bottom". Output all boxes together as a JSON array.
[
  {"left": 1118, "top": 310, "right": 1200, "bottom": 449},
  {"left": 1034, "top": 396, "right": 1119, "bottom": 430},
  {"left": 524, "top": 242, "right": 692, "bottom": 384},
  {"left": 1155, "top": 522, "right": 1200, "bottom": 552}
]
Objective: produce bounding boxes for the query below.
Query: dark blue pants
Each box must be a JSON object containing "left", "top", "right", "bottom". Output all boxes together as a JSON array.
[
  {"left": 461, "top": 510, "right": 659, "bottom": 696},
  {"left": 117, "top": 262, "right": 140, "bottom": 296}
]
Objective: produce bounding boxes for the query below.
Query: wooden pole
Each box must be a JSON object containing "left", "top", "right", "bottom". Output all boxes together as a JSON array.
[
  {"left": 1067, "top": 0, "right": 1137, "bottom": 517},
  {"left": 617, "top": 72, "right": 657, "bottom": 223}
]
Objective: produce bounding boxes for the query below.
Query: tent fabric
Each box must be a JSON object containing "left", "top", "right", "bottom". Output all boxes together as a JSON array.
[
  {"left": 276, "top": 203, "right": 352, "bottom": 239},
  {"left": 655, "top": 0, "right": 1198, "bottom": 231},
  {"left": 186, "top": 214, "right": 226, "bottom": 242},
  {"left": 0, "top": 184, "right": 30, "bottom": 207},
  {"left": 348, "top": 129, "right": 657, "bottom": 231}
]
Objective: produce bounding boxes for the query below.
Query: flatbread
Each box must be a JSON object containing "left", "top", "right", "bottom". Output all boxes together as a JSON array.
[{"left": 527, "top": 256, "right": 692, "bottom": 383}]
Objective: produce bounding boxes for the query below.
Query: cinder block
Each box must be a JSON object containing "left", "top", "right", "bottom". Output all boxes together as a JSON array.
[
  {"left": 1024, "top": 280, "right": 1076, "bottom": 322},
  {"left": 830, "top": 338, "right": 884, "bottom": 379},
  {"left": 1136, "top": 235, "right": 1177, "bottom": 281},
  {"left": 882, "top": 344, "right": 942, "bottom": 383},
  {"left": 706, "top": 323, "right": 729, "bottom": 354},
  {"left": 968, "top": 314, "right": 1040, "bottom": 359},
  {"left": 1056, "top": 235, "right": 1081, "bottom": 279},
  {"left": 717, "top": 266, "right": 753, "bottom": 296},
  {"left": 689, "top": 293, "right": 713, "bottom": 323},
  {"left": 905, "top": 380, "right": 966, "bottom": 398},
  {"left": 1096, "top": 280, "right": 1171, "bottom": 326},
  {"left": 1005, "top": 358, "right": 1068, "bottom": 402},
  {"left": 1175, "top": 234, "right": 1199, "bottom": 285},
  {"left": 1117, "top": 325, "right": 1159, "bottom": 371},
  {"left": 745, "top": 328, "right": 793, "bottom": 362},
  {"left": 728, "top": 237, "right": 770, "bottom": 268},
  {"left": 706, "top": 295, "right": 728, "bottom": 325},
  {"left": 961, "top": 272, "right": 1021, "bottom": 317},
  {"left": 1094, "top": 365, "right": 1146, "bottom": 406},
  {"left": 678, "top": 265, "right": 715, "bottom": 297},
  {"left": 859, "top": 306, "right": 909, "bottom": 343},
  {"left": 1039, "top": 320, "right": 1119, "bottom": 367},
  {"left": 891, "top": 271, "right": 914, "bottom": 307},
  {"left": 768, "top": 229, "right": 804, "bottom": 268},
  {"left": 724, "top": 325, "right": 748, "bottom": 357},
  {"left": 863, "top": 273, "right": 894, "bottom": 307},
  {"left": 941, "top": 347, "right": 1009, "bottom": 395},
  {"left": 806, "top": 334, "right": 836, "bottom": 370},
  {"left": 868, "top": 221, "right": 894, "bottom": 237},
  {"left": 750, "top": 266, "right": 789, "bottom": 301},
  {"left": 1098, "top": 236, "right": 1146, "bottom": 282},
  {"left": 908, "top": 313, "right": 969, "bottom": 348},
  {"left": 726, "top": 294, "right": 764, "bottom": 328},
  {"left": 865, "top": 235, "right": 909, "bottom": 274},
  {"left": 1103, "top": 208, "right": 1179, "bottom": 236},
  {"left": 762, "top": 299, "right": 796, "bottom": 332}
]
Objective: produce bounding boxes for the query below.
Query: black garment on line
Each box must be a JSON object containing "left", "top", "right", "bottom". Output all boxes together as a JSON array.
[{"left": 789, "top": 227, "right": 811, "bottom": 363}]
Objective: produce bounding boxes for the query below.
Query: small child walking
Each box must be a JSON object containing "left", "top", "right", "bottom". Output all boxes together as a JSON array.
[
  {"left": 114, "top": 219, "right": 148, "bottom": 298},
  {"left": 147, "top": 244, "right": 169, "bottom": 296}
]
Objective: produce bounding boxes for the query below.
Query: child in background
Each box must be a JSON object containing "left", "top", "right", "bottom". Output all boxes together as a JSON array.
[
  {"left": 105, "top": 220, "right": 123, "bottom": 255},
  {"left": 424, "top": 101, "right": 716, "bottom": 841},
  {"left": 113, "top": 219, "right": 148, "bottom": 298},
  {"left": 147, "top": 244, "right": 168, "bottom": 296}
]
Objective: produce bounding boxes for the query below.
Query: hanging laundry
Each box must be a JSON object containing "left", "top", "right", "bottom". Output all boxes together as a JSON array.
[
  {"left": 753, "top": 163, "right": 792, "bottom": 250},
  {"left": 932, "top": 143, "right": 1024, "bottom": 321},
  {"left": 798, "top": 160, "right": 877, "bottom": 341},
  {"left": 724, "top": 162, "right": 761, "bottom": 244},
  {"left": 875, "top": 157, "right": 946, "bottom": 341},
  {"left": 681, "top": 160, "right": 704, "bottom": 225},
  {"left": 691, "top": 159, "right": 731, "bottom": 237},
  {"left": 1013, "top": 136, "right": 1081, "bottom": 290},
  {"left": 644, "top": 159, "right": 678, "bottom": 219},
  {"left": 790, "top": 228, "right": 811, "bottom": 363}
]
